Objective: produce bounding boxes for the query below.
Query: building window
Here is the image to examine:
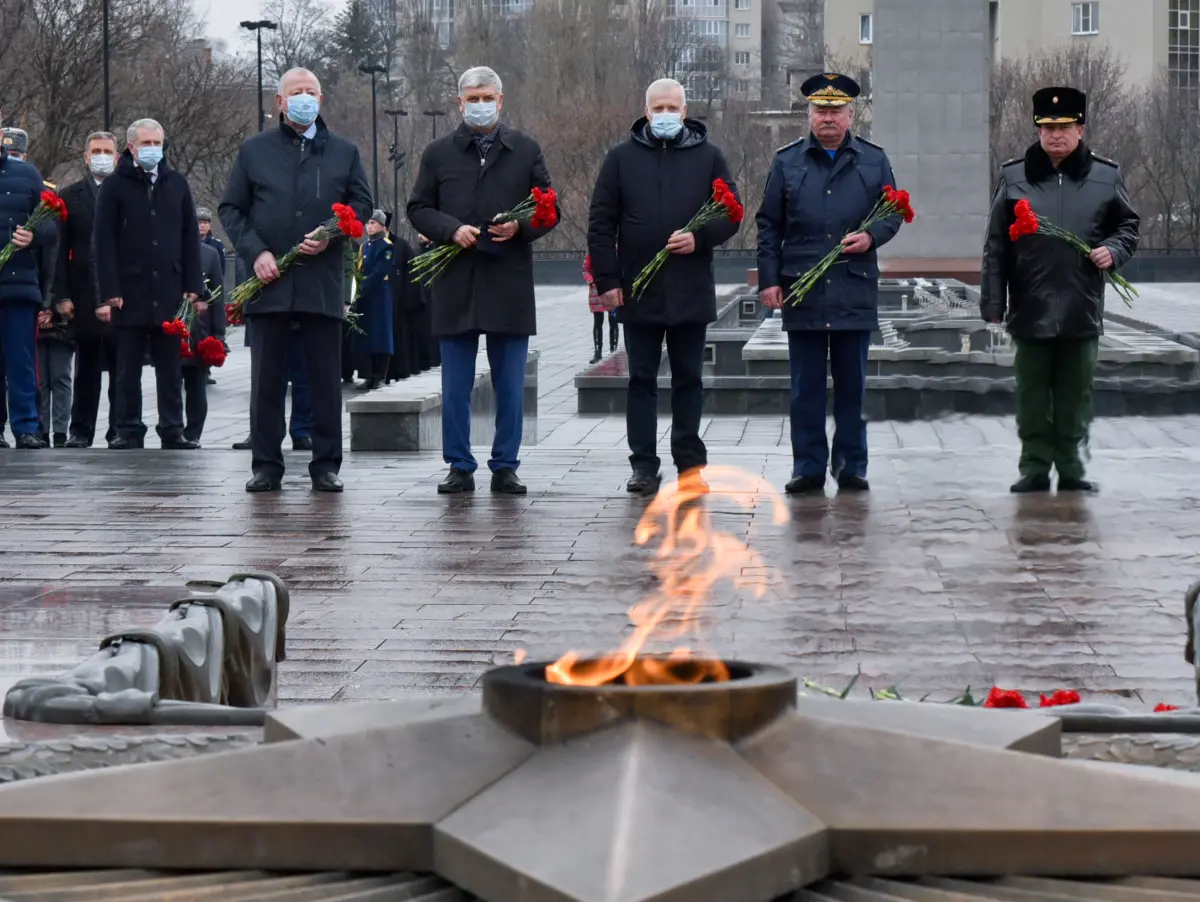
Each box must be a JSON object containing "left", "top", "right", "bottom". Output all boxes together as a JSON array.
[
  {"left": 735, "top": 22, "right": 750, "bottom": 37},
  {"left": 1071, "top": 2, "right": 1099, "bottom": 35},
  {"left": 734, "top": 0, "right": 750, "bottom": 7},
  {"left": 859, "top": 13, "right": 873, "bottom": 44},
  {"left": 735, "top": 79, "right": 750, "bottom": 94},
  {"left": 1170, "top": 0, "right": 1200, "bottom": 89},
  {"left": 735, "top": 50, "right": 752, "bottom": 64}
]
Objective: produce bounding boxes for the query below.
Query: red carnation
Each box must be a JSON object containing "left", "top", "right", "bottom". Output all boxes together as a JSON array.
[
  {"left": 1014, "top": 199, "right": 1032, "bottom": 218},
  {"left": 347, "top": 219, "right": 365, "bottom": 239},
  {"left": 225, "top": 303, "right": 244, "bottom": 326},
  {"left": 982, "top": 686, "right": 1029, "bottom": 709},
  {"left": 196, "top": 336, "right": 227, "bottom": 367},
  {"left": 162, "top": 318, "right": 189, "bottom": 338},
  {"left": 179, "top": 339, "right": 194, "bottom": 359},
  {"left": 1155, "top": 703, "right": 1181, "bottom": 712},
  {"left": 1038, "top": 689, "right": 1081, "bottom": 708}
]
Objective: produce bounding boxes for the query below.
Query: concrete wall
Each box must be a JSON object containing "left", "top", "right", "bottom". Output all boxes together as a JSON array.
[{"left": 869, "top": 0, "right": 991, "bottom": 259}]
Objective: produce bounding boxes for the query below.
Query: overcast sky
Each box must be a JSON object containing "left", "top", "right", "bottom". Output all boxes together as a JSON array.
[{"left": 196, "top": 0, "right": 268, "bottom": 54}]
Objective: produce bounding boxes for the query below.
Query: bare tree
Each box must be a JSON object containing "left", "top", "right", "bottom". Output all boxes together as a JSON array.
[{"left": 260, "top": 0, "right": 333, "bottom": 84}]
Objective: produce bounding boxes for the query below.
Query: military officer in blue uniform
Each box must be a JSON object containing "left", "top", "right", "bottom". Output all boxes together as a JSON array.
[
  {"left": 351, "top": 209, "right": 395, "bottom": 391},
  {"left": 756, "top": 73, "right": 905, "bottom": 495}
]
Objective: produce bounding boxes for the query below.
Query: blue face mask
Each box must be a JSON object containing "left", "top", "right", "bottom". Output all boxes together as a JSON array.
[
  {"left": 650, "top": 112, "right": 684, "bottom": 140},
  {"left": 463, "top": 101, "right": 499, "bottom": 129},
  {"left": 286, "top": 93, "right": 320, "bottom": 126},
  {"left": 136, "top": 145, "right": 163, "bottom": 170}
]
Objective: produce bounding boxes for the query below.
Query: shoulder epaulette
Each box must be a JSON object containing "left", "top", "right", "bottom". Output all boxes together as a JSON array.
[
  {"left": 1090, "top": 151, "right": 1119, "bottom": 167},
  {"left": 1000, "top": 157, "right": 1023, "bottom": 168},
  {"left": 856, "top": 136, "right": 885, "bottom": 151},
  {"left": 775, "top": 137, "right": 804, "bottom": 154},
  {"left": 43, "top": 180, "right": 56, "bottom": 190}
]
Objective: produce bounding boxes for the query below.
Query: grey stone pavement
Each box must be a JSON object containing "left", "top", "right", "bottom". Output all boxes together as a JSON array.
[{"left": 1, "top": 282, "right": 1200, "bottom": 742}]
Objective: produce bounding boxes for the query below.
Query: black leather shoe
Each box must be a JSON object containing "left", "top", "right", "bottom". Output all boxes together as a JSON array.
[
  {"left": 292, "top": 437, "right": 313, "bottom": 451},
  {"left": 108, "top": 435, "right": 140, "bottom": 450},
  {"left": 1010, "top": 474, "right": 1052, "bottom": 493},
  {"left": 626, "top": 471, "right": 662, "bottom": 496},
  {"left": 438, "top": 468, "right": 476, "bottom": 494},
  {"left": 206, "top": 376, "right": 217, "bottom": 385},
  {"left": 15, "top": 433, "right": 45, "bottom": 450},
  {"left": 0, "top": 436, "right": 9, "bottom": 449},
  {"left": 785, "top": 475, "right": 826, "bottom": 494},
  {"left": 312, "top": 472, "right": 344, "bottom": 493},
  {"left": 491, "top": 468, "right": 527, "bottom": 495},
  {"left": 1058, "top": 477, "right": 1098, "bottom": 493},
  {"left": 52, "top": 432, "right": 67, "bottom": 448},
  {"left": 161, "top": 435, "right": 200, "bottom": 450},
  {"left": 245, "top": 472, "right": 282, "bottom": 493},
  {"left": 64, "top": 435, "right": 90, "bottom": 449},
  {"left": 232, "top": 437, "right": 252, "bottom": 450},
  {"left": 837, "top": 474, "right": 870, "bottom": 492}
]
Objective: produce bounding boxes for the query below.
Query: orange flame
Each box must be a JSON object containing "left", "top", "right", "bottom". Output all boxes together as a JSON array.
[{"left": 545, "top": 466, "right": 789, "bottom": 686}]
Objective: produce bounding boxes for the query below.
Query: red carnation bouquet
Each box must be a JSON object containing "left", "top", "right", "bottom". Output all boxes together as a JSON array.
[
  {"left": 225, "top": 203, "right": 365, "bottom": 324},
  {"left": 1008, "top": 198, "right": 1137, "bottom": 307},
  {"left": 0, "top": 190, "right": 68, "bottom": 272},
  {"left": 631, "top": 179, "right": 744, "bottom": 300},
  {"left": 787, "top": 185, "right": 913, "bottom": 306},
  {"left": 410, "top": 187, "right": 559, "bottom": 287},
  {"left": 163, "top": 279, "right": 229, "bottom": 367}
]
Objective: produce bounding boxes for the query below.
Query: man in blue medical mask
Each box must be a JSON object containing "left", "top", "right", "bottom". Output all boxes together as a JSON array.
[
  {"left": 94, "top": 118, "right": 204, "bottom": 450},
  {"left": 220, "top": 66, "right": 372, "bottom": 494},
  {"left": 408, "top": 65, "right": 558, "bottom": 497},
  {"left": 586, "top": 77, "right": 741, "bottom": 496}
]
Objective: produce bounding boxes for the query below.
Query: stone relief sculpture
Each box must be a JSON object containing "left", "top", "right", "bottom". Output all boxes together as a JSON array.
[{"left": 2, "top": 572, "right": 289, "bottom": 726}]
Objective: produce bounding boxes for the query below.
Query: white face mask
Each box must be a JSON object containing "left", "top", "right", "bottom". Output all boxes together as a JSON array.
[{"left": 89, "top": 153, "right": 114, "bottom": 176}]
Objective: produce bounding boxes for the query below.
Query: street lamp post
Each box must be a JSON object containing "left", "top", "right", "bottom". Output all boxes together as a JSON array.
[
  {"left": 240, "top": 20, "right": 278, "bottom": 132},
  {"left": 383, "top": 108, "right": 408, "bottom": 219},
  {"left": 422, "top": 109, "right": 446, "bottom": 140},
  {"left": 358, "top": 63, "right": 388, "bottom": 204},
  {"left": 103, "top": 0, "right": 111, "bottom": 130}
]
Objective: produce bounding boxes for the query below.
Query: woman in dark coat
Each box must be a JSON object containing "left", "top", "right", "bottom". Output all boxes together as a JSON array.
[
  {"left": 349, "top": 210, "right": 395, "bottom": 390},
  {"left": 383, "top": 216, "right": 416, "bottom": 382}
]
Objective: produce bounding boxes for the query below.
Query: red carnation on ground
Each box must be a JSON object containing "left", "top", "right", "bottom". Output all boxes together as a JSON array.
[
  {"left": 1038, "top": 689, "right": 1081, "bottom": 707},
  {"left": 1155, "top": 703, "right": 1181, "bottom": 712},
  {"left": 982, "top": 686, "right": 1029, "bottom": 709}
]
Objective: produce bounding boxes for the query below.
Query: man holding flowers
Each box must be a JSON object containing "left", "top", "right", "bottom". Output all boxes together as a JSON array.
[
  {"left": 587, "top": 77, "right": 742, "bottom": 496},
  {"left": 756, "top": 73, "right": 904, "bottom": 495},
  {"left": 407, "top": 65, "right": 558, "bottom": 496},
  {"left": 981, "top": 87, "right": 1139, "bottom": 495},
  {"left": 219, "top": 67, "right": 372, "bottom": 494}
]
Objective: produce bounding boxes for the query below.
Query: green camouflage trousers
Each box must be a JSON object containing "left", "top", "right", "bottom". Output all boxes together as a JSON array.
[{"left": 1013, "top": 337, "right": 1100, "bottom": 480}]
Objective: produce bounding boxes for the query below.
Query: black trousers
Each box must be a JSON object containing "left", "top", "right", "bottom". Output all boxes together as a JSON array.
[
  {"left": 114, "top": 328, "right": 183, "bottom": 439},
  {"left": 624, "top": 322, "right": 708, "bottom": 475},
  {"left": 182, "top": 365, "right": 209, "bottom": 442},
  {"left": 69, "top": 334, "right": 119, "bottom": 443},
  {"left": 249, "top": 313, "right": 342, "bottom": 478}
]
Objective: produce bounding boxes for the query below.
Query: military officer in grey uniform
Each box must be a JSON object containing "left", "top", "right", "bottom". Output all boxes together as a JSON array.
[{"left": 756, "top": 73, "right": 905, "bottom": 495}]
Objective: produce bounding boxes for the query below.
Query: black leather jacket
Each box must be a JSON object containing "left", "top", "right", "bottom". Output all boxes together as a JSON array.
[{"left": 980, "top": 142, "right": 1139, "bottom": 341}]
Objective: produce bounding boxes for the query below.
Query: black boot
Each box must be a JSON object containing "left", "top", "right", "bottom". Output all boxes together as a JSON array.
[
  {"left": 590, "top": 321, "right": 603, "bottom": 364},
  {"left": 609, "top": 315, "right": 619, "bottom": 353}
]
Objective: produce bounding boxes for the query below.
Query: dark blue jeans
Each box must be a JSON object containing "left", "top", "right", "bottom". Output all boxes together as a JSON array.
[
  {"left": 787, "top": 329, "right": 871, "bottom": 480},
  {"left": 440, "top": 331, "right": 528, "bottom": 474},
  {"left": 0, "top": 305, "right": 37, "bottom": 436}
]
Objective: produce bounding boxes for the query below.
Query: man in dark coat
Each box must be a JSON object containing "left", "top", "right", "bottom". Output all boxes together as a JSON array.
[
  {"left": 350, "top": 209, "right": 395, "bottom": 390},
  {"left": 57, "top": 130, "right": 122, "bottom": 448},
  {"left": 588, "top": 77, "right": 741, "bottom": 495},
  {"left": 219, "top": 66, "right": 372, "bottom": 493},
  {"left": 981, "top": 87, "right": 1139, "bottom": 495},
  {"left": 757, "top": 73, "right": 904, "bottom": 495},
  {"left": 181, "top": 240, "right": 224, "bottom": 444},
  {"left": 407, "top": 65, "right": 558, "bottom": 495},
  {"left": 0, "top": 131, "right": 59, "bottom": 449},
  {"left": 95, "top": 118, "right": 203, "bottom": 450},
  {"left": 197, "top": 206, "right": 226, "bottom": 386}
]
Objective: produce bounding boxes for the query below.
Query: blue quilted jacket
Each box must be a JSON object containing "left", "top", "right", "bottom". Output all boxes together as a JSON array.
[{"left": 0, "top": 147, "right": 55, "bottom": 305}]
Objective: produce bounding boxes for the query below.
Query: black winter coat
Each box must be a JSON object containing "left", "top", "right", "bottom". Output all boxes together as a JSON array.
[
  {"left": 407, "top": 122, "right": 557, "bottom": 337},
  {"left": 0, "top": 148, "right": 57, "bottom": 306},
  {"left": 94, "top": 150, "right": 203, "bottom": 329},
  {"left": 981, "top": 142, "right": 1140, "bottom": 341},
  {"left": 183, "top": 241, "right": 224, "bottom": 368},
  {"left": 587, "top": 118, "right": 740, "bottom": 326},
  {"left": 219, "top": 117, "right": 372, "bottom": 320},
  {"left": 53, "top": 177, "right": 108, "bottom": 339}
]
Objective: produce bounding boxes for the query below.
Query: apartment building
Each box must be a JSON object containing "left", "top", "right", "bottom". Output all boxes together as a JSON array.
[
  {"left": 826, "top": 0, "right": 1199, "bottom": 89},
  {"left": 418, "top": 0, "right": 822, "bottom": 103}
]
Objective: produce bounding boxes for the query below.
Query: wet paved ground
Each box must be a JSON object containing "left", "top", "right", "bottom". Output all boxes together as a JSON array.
[{"left": 1, "top": 284, "right": 1199, "bottom": 741}]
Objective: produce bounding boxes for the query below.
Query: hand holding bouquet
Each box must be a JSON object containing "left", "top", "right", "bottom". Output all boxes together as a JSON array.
[
  {"left": 631, "top": 179, "right": 744, "bottom": 300},
  {"left": 787, "top": 186, "right": 914, "bottom": 306},
  {"left": 0, "top": 190, "right": 68, "bottom": 272},
  {"left": 225, "top": 203, "right": 365, "bottom": 324},
  {"left": 410, "top": 187, "right": 559, "bottom": 287},
  {"left": 1008, "top": 198, "right": 1137, "bottom": 307}
]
